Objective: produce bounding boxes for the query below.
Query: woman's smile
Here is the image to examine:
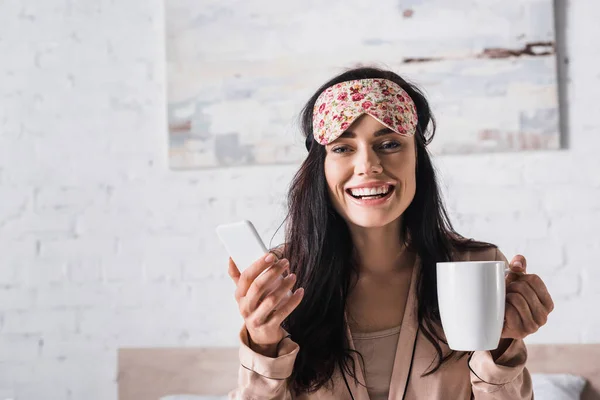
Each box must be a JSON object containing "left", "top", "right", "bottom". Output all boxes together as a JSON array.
[{"left": 345, "top": 183, "right": 396, "bottom": 206}]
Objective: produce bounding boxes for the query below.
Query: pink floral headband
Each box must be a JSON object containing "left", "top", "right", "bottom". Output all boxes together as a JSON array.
[{"left": 312, "top": 78, "right": 418, "bottom": 145}]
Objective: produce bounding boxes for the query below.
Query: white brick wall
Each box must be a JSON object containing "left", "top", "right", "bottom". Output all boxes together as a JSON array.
[{"left": 0, "top": 0, "right": 599, "bottom": 399}]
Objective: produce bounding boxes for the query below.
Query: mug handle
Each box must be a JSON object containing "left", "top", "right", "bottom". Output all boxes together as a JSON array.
[{"left": 504, "top": 266, "right": 525, "bottom": 277}]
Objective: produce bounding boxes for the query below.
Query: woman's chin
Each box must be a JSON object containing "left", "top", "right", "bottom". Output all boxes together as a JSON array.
[
  {"left": 342, "top": 201, "right": 408, "bottom": 229},
  {"left": 347, "top": 213, "right": 399, "bottom": 229}
]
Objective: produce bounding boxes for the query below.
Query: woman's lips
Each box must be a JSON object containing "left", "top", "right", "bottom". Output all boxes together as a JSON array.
[{"left": 345, "top": 187, "right": 394, "bottom": 206}]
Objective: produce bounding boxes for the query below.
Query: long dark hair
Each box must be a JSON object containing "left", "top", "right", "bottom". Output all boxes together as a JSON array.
[{"left": 277, "top": 66, "right": 495, "bottom": 395}]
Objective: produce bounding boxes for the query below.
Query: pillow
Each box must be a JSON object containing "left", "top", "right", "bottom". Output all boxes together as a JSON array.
[{"left": 531, "top": 373, "right": 587, "bottom": 400}]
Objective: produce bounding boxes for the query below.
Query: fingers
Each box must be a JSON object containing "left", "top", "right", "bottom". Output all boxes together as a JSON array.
[
  {"left": 271, "top": 288, "right": 304, "bottom": 325},
  {"left": 505, "top": 270, "right": 522, "bottom": 286},
  {"left": 506, "top": 291, "right": 538, "bottom": 335},
  {"left": 504, "top": 302, "right": 525, "bottom": 339},
  {"left": 506, "top": 255, "right": 553, "bottom": 313},
  {"left": 516, "top": 274, "right": 555, "bottom": 313},
  {"left": 228, "top": 257, "right": 241, "bottom": 286},
  {"left": 253, "top": 272, "right": 299, "bottom": 325},
  {"left": 235, "top": 252, "right": 281, "bottom": 300},
  {"left": 245, "top": 259, "right": 291, "bottom": 310},
  {"left": 269, "top": 287, "right": 305, "bottom": 326},
  {"left": 502, "top": 255, "right": 554, "bottom": 340},
  {"left": 507, "top": 280, "right": 548, "bottom": 327}
]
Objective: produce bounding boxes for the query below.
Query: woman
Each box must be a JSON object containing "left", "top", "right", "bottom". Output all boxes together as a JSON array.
[{"left": 227, "top": 67, "right": 554, "bottom": 399}]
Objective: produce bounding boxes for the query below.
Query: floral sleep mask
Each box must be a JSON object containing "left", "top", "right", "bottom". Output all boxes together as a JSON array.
[{"left": 312, "top": 78, "right": 418, "bottom": 145}]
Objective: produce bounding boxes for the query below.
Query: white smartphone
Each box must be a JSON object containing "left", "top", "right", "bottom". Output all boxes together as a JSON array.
[
  {"left": 217, "top": 220, "right": 292, "bottom": 307},
  {"left": 216, "top": 220, "right": 269, "bottom": 272}
]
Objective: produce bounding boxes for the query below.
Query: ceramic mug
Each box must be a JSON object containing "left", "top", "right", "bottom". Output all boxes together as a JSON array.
[{"left": 436, "top": 261, "right": 514, "bottom": 351}]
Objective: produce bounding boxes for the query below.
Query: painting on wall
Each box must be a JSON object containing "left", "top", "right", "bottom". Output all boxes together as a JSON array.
[{"left": 165, "top": 0, "right": 560, "bottom": 169}]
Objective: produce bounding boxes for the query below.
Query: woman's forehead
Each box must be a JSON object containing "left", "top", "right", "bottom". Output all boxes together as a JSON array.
[
  {"left": 337, "top": 115, "right": 401, "bottom": 139},
  {"left": 348, "top": 114, "right": 387, "bottom": 130}
]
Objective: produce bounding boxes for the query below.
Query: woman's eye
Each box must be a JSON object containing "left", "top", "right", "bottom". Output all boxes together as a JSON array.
[
  {"left": 380, "top": 141, "right": 401, "bottom": 150},
  {"left": 332, "top": 146, "right": 351, "bottom": 154}
]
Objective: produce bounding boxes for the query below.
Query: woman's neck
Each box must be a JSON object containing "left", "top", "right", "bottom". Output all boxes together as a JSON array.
[{"left": 348, "top": 220, "right": 409, "bottom": 276}]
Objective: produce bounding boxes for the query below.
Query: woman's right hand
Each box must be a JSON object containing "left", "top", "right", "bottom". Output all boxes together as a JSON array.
[{"left": 228, "top": 253, "right": 305, "bottom": 357}]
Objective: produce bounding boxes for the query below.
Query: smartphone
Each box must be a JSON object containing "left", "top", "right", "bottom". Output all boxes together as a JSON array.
[
  {"left": 216, "top": 220, "right": 269, "bottom": 272},
  {"left": 217, "top": 220, "right": 292, "bottom": 306}
]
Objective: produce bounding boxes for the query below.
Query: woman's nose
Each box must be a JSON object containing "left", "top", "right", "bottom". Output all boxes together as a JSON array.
[{"left": 355, "top": 149, "right": 383, "bottom": 175}]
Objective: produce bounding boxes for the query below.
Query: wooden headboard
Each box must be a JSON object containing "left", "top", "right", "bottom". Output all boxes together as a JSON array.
[{"left": 117, "top": 344, "right": 600, "bottom": 400}]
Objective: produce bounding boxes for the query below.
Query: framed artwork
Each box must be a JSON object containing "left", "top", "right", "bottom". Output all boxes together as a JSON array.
[{"left": 166, "top": 0, "right": 559, "bottom": 169}]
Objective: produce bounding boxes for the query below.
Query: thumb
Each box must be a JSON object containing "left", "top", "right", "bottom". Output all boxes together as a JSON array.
[
  {"left": 228, "top": 257, "right": 241, "bottom": 285},
  {"left": 506, "top": 255, "right": 526, "bottom": 286},
  {"left": 510, "top": 255, "right": 526, "bottom": 273}
]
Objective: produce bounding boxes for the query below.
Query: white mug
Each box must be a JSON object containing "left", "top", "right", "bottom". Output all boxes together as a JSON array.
[{"left": 436, "top": 261, "right": 512, "bottom": 351}]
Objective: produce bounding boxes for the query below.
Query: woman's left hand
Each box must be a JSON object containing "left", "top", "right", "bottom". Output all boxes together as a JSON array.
[{"left": 501, "top": 254, "right": 554, "bottom": 340}]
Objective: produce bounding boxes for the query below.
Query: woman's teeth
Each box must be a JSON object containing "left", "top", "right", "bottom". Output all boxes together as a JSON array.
[{"left": 348, "top": 185, "right": 392, "bottom": 199}]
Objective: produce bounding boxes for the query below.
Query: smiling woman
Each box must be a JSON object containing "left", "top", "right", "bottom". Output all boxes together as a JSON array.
[{"left": 226, "top": 67, "right": 553, "bottom": 400}]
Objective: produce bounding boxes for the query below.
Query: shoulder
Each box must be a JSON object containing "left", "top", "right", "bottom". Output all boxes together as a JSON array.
[{"left": 452, "top": 240, "right": 509, "bottom": 264}]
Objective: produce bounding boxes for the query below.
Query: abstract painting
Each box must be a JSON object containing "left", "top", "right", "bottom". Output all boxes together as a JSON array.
[{"left": 165, "top": 0, "right": 559, "bottom": 169}]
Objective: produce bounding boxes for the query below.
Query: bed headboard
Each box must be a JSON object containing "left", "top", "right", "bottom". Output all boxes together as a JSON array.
[{"left": 117, "top": 344, "right": 600, "bottom": 400}]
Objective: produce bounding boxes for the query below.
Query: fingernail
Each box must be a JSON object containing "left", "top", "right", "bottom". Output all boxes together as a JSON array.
[
  {"left": 513, "top": 261, "right": 523, "bottom": 270},
  {"left": 287, "top": 273, "right": 296, "bottom": 281},
  {"left": 295, "top": 287, "right": 304, "bottom": 295},
  {"left": 265, "top": 253, "right": 276, "bottom": 263}
]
